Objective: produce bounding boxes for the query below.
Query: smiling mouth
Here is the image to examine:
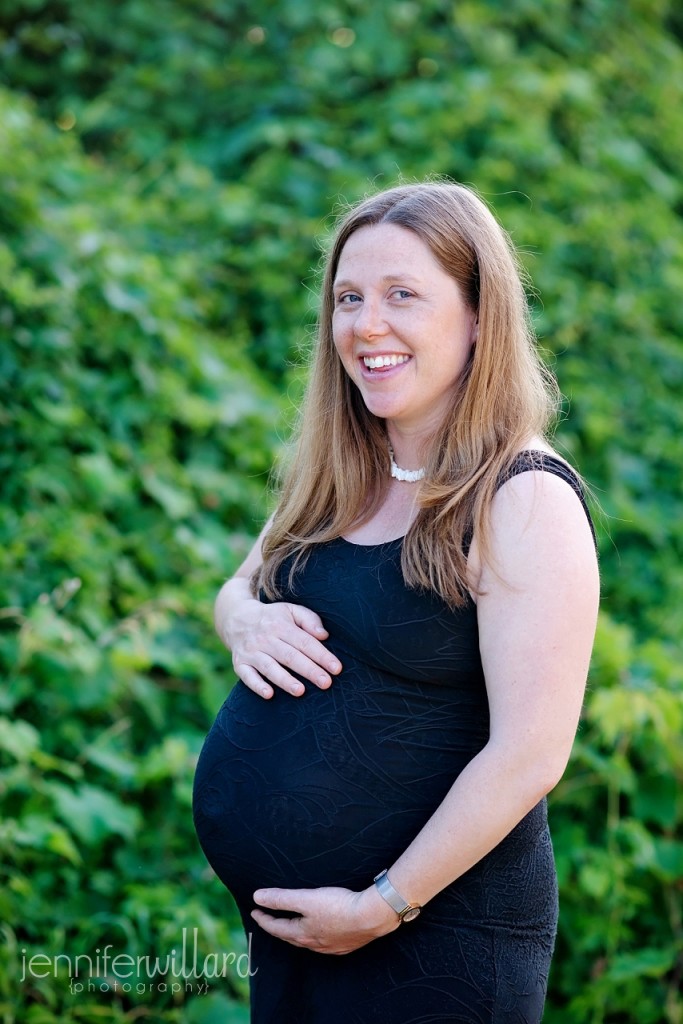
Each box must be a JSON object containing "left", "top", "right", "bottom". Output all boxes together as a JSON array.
[{"left": 362, "top": 354, "right": 411, "bottom": 371}]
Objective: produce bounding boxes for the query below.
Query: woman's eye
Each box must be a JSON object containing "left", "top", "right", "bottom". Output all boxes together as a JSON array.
[
  {"left": 337, "top": 293, "right": 362, "bottom": 304},
  {"left": 393, "top": 289, "right": 413, "bottom": 300}
]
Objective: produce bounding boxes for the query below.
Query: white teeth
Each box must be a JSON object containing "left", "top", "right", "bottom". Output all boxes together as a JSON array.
[{"left": 363, "top": 354, "right": 409, "bottom": 369}]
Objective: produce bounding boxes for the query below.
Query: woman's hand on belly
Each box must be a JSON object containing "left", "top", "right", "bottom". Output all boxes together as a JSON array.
[
  {"left": 251, "top": 883, "right": 400, "bottom": 955},
  {"left": 216, "top": 579, "right": 342, "bottom": 699}
]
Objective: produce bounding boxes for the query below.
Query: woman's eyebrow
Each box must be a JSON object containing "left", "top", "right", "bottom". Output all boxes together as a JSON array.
[{"left": 333, "top": 273, "right": 422, "bottom": 290}]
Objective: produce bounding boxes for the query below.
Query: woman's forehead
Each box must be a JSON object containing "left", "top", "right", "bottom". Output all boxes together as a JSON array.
[{"left": 334, "top": 223, "right": 444, "bottom": 279}]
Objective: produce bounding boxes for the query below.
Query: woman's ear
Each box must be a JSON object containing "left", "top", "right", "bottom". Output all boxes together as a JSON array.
[{"left": 471, "top": 320, "right": 479, "bottom": 344}]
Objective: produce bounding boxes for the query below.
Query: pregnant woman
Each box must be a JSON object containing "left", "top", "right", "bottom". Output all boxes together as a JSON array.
[{"left": 192, "top": 181, "right": 600, "bottom": 1023}]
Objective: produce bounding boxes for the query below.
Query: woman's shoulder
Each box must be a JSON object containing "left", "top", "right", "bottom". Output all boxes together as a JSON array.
[
  {"left": 467, "top": 440, "right": 597, "bottom": 598},
  {"left": 504, "top": 449, "right": 581, "bottom": 481},
  {"left": 494, "top": 440, "right": 596, "bottom": 549},
  {"left": 498, "top": 438, "right": 587, "bottom": 501}
]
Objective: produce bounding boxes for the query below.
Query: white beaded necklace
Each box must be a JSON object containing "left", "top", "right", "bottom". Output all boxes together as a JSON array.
[{"left": 388, "top": 445, "right": 426, "bottom": 483}]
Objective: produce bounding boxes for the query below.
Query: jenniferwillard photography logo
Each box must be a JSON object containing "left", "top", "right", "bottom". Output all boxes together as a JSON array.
[{"left": 20, "top": 927, "right": 256, "bottom": 997}]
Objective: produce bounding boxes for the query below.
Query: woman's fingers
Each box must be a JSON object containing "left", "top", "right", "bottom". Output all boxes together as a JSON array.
[
  {"left": 235, "top": 656, "right": 305, "bottom": 698},
  {"left": 229, "top": 601, "right": 342, "bottom": 698},
  {"left": 271, "top": 625, "right": 341, "bottom": 680},
  {"left": 289, "top": 603, "right": 329, "bottom": 639},
  {"left": 235, "top": 665, "right": 275, "bottom": 699},
  {"left": 235, "top": 643, "right": 335, "bottom": 697}
]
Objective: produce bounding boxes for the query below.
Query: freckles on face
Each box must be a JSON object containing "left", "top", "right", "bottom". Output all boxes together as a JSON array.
[{"left": 330, "top": 222, "right": 477, "bottom": 433}]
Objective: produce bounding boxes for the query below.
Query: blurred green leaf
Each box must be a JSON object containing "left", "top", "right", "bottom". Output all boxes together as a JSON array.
[{"left": 1, "top": 1, "right": 682, "bottom": 1021}]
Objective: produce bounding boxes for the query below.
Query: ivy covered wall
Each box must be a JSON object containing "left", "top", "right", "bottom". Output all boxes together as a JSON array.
[{"left": 1, "top": 2, "right": 682, "bottom": 1021}]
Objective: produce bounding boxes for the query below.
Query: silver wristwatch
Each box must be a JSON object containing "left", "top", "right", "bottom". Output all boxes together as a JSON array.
[{"left": 373, "top": 869, "right": 421, "bottom": 923}]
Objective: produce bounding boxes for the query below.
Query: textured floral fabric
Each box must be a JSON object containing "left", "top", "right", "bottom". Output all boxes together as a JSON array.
[{"left": 192, "top": 453, "right": 593, "bottom": 1023}]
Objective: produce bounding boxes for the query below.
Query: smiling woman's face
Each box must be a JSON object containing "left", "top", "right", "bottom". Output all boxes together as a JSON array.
[{"left": 332, "top": 222, "right": 477, "bottom": 438}]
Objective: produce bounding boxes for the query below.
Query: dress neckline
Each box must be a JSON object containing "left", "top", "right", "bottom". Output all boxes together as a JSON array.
[{"left": 338, "top": 534, "right": 404, "bottom": 549}]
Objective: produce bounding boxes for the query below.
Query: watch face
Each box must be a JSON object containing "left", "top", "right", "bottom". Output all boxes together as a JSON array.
[{"left": 401, "top": 906, "right": 421, "bottom": 923}]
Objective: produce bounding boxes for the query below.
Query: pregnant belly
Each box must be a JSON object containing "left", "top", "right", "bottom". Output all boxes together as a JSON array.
[{"left": 192, "top": 669, "right": 489, "bottom": 901}]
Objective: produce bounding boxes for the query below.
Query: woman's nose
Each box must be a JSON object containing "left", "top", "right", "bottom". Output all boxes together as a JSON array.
[{"left": 353, "top": 298, "right": 388, "bottom": 340}]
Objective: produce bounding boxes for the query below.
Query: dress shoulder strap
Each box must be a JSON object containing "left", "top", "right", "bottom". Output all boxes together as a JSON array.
[{"left": 498, "top": 450, "right": 597, "bottom": 549}]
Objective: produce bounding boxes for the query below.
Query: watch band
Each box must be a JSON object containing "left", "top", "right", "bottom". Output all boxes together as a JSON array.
[{"left": 373, "top": 869, "right": 421, "bottom": 922}]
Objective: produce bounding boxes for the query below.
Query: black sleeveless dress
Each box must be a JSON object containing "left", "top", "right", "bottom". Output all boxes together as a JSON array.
[{"left": 193, "top": 452, "right": 595, "bottom": 1023}]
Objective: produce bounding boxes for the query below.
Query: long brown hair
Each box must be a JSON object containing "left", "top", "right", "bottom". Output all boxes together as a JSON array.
[{"left": 256, "top": 181, "right": 559, "bottom": 608}]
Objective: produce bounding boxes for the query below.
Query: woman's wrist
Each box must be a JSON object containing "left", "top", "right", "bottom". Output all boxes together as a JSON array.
[
  {"left": 214, "top": 576, "right": 256, "bottom": 649},
  {"left": 354, "top": 883, "right": 402, "bottom": 937}
]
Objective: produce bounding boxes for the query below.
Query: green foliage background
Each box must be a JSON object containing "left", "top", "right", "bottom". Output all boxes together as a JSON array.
[{"left": 1, "top": 1, "right": 682, "bottom": 1021}]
